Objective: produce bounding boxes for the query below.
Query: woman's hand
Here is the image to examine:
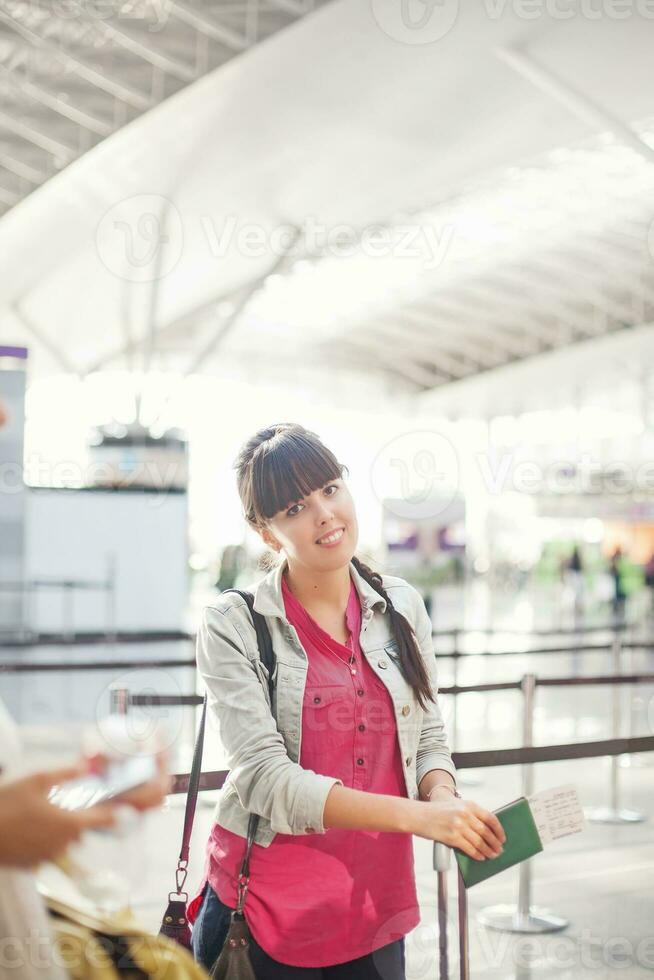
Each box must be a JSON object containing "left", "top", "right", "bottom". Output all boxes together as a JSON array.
[
  {"left": 412, "top": 790, "right": 506, "bottom": 861},
  {"left": 0, "top": 766, "right": 117, "bottom": 869},
  {"left": 86, "top": 750, "right": 171, "bottom": 812}
]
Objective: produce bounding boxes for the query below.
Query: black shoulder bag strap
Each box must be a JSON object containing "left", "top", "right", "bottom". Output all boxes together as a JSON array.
[{"left": 160, "top": 589, "right": 276, "bottom": 946}]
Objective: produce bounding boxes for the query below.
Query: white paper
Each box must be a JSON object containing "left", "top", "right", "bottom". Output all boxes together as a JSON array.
[{"left": 527, "top": 784, "right": 585, "bottom": 846}]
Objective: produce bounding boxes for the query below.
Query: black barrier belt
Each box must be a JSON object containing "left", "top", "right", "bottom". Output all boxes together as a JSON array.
[
  {"left": 537, "top": 672, "right": 654, "bottom": 688},
  {"left": 436, "top": 640, "right": 654, "bottom": 659},
  {"left": 168, "top": 735, "right": 654, "bottom": 794},
  {"left": 0, "top": 629, "right": 192, "bottom": 649},
  {"left": 440, "top": 673, "right": 654, "bottom": 695},
  {"left": 453, "top": 735, "right": 654, "bottom": 769},
  {"left": 128, "top": 693, "right": 204, "bottom": 706},
  {"left": 0, "top": 658, "right": 196, "bottom": 673},
  {"left": 432, "top": 621, "right": 636, "bottom": 638}
]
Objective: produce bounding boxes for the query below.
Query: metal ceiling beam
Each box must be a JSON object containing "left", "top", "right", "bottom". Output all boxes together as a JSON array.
[
  {"left": 0, "top": 71, "right": 112, "bottom": 138},
  {"left": 0, "top": 107, "right": 76, "bottom": 162},
  {"left": 0, "top": 148, "right": 47, "bottom": 184},
  {"left": 72, "top": 12, "right": 196, "bottom": 83},
  {"left": 397, "top": 308, "right": 504, "bottom": 366},
  {"left": 357, "top": 320, "right": 476, "bottom": 379},
  {"left": 463, "top": 277, "right": 592, "bottom": 342},
  {"left": 0, "top": 12, "right": 151, "bottom": 110},
  {"left": 435, "top": 288, "right": 557, "bottom": 345},
  {"left": 558, "top": 240, "right": 654, "bottom": 311},
  {"left": 415, "top": 292, "right": 545, "bottom": 355},
  {"left": 168, "top": 1, "right": 248, "bottom": 51},
  {"left": 503, "top": 261, "right": 642, "bottom": 330},
  {"left": 340, "top": 333, "right": 451, "bottom": 389},
  {"left": 268, "top": 0, "right": 307, "bottom": 15},
  {"left": 0, "top": 183, "right": 19, "bottom": 207},
  {"left": 407, "top": 299, "right": 536, "bottom": 361},
  {"left": 496, "top": 46, "right": 654, "bottom": 168}
]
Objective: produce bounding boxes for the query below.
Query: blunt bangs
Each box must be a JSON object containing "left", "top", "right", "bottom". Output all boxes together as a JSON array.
[{"left": 251, "top": 432, "right": 345, "bottom": 525}]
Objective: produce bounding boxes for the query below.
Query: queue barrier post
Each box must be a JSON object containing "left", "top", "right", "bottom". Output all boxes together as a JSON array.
[
  {"left": 457, "top": 868, "right": 470, "bottom": 980},
  {"left": 586, "top": 637, "right": 645, "bottom": 824},
  {"left": 110, "top": 687, "right": 129, "bottom": 716},
  {"left": 621, "top": 638, "right": 648, "bottom": 770},
  {"left": 477, "top": 673, "right": 568, "bottom": 934},
  {"left": 433, "top": 843, "right": 450, "bottom": 980},
  {"left": 434, "top": 843, "right": 471, "bottom": 980}
]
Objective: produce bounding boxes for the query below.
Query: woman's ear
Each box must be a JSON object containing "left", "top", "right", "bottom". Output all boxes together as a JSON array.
[{"left": 259, "top": 524, "right": 281, "bottom": 553}]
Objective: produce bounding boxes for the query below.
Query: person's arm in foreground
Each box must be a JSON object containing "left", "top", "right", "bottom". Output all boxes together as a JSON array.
[{"left": 0, "top": 757, "right": 170, "bottom": 869}]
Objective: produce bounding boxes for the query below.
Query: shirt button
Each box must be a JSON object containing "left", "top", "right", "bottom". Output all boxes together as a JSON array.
[
  {"left": 357, "top": 758, "right": 364, "bottom": 766},
  {"left": 405, "top": 756, "right": 412, "bottom": 766},
  {"left": 358, "top": 723, "right": 365, "bottom": 732},
  {"left": 304, "top": 826, "right": 315, "bottom": 834},
  {"left": 313, "top": 696, "right": 321, "bottom": 704},
  {"left": 378, "top": 659, "right": 388, "bottom": 669},
  {"left": 357, "top": 689, "right": 365, "bottom": 697},
  {"left": 402, "top": 704, "right": 410, "bottom": 716}
]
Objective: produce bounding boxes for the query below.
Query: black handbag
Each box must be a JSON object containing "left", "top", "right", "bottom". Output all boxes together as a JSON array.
[{"left": 160, "top": 589, "right": 277, "bottom": 979}]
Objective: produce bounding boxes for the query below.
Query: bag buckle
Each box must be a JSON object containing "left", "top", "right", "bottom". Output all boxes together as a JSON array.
[
  {"left": 236, "top": 874, "right": 250, "bottom": 913},
  {"left": 176, "top": 860, "right": 188, "bottom": 894}
]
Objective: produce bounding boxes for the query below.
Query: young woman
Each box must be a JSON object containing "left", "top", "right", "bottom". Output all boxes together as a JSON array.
[{"left": 189, "top": 423, "right": 505, "bottom": 979}]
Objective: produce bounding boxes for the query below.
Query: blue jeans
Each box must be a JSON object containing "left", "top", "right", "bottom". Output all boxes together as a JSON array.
[{"left": 191, "top": 884, "right": 406, "bottom": 980}]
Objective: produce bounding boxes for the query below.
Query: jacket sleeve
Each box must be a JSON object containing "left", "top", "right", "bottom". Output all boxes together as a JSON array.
[
  {"left": 411, "top": 591, "right": 458, "bottom": 788},
  {"left": 196, "top": 604, "right": 343, "bottom": 836}
]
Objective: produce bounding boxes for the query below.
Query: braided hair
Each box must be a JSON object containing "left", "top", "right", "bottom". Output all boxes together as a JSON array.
[{"left": 234, "top": 423, "right": 436, "bottom": 711}]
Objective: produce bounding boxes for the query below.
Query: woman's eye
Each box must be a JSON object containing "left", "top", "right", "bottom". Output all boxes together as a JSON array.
[
  {"left": 325, "top": 484, "right": 338, "bottom": 495},
  {"left": 286, "top": 503, "right": 302, "bottom": 517}
]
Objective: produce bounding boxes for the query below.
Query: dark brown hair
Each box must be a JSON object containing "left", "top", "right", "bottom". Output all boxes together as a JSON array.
[{"left": 234, "top": 423, "right": 436, "bottom": 710}]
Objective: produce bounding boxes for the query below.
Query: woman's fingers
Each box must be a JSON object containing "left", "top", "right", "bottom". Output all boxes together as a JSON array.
[
  {"left": 468, "top": 814, "right": 503, "bottom": 857},
  {"left": 458, "top": 828, "right": 489, "bottom": 861},
  {"left": 469, "top": 802, "right": 506, "bottom": 845},
  {"left": 445, "top": 803, "right": 505, "bottom": 860},
  {"left": 38, "top": 764, "right": 87, "bottom": 793},
  {"left": 74, "top": 803, "right": 118, "bottom": 831}
]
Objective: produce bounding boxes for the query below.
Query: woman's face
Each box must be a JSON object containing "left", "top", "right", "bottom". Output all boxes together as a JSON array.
[{"left": 260, "top": 477, "right": 358, "bottom": 572}]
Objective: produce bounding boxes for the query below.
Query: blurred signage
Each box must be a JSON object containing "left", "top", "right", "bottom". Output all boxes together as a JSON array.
[{"left": 0, "top": 347, "right": 28, "bottom": 631}]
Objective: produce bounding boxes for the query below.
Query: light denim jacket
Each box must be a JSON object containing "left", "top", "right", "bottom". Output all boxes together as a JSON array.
[{"left": 196, "top": 557, "right": 456, "bottom": 847}]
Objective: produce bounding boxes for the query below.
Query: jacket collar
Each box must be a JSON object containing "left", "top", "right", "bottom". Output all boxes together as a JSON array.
[{"left": 252, "top": 555, "right": 387, "bottom": 620}]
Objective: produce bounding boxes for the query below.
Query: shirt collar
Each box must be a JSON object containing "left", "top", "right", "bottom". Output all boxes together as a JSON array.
[{"left": 252, "top": 554, "right": 387, "bottom": 619}]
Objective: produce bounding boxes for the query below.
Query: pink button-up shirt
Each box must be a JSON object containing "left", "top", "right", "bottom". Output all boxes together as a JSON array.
[{"left": 189, "top": 571, "right": 419, "bottom": 967}]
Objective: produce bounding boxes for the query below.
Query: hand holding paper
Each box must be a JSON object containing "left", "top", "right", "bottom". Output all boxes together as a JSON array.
[{"left": 455, "top": 785, "right": 585, "bottom": 888}]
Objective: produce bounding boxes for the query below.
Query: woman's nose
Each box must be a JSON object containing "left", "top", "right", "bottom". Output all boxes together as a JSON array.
[{"left": 315, "top": 501, "right": 335, "bottom": 522}]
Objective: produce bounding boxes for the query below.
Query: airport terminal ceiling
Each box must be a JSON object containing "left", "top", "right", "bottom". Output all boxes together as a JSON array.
[{"left": 1, "top": 2, "right": 654, "bottom": 408}]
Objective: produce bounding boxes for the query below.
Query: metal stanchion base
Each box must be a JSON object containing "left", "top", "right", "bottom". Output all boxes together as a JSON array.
[
  {"left": 585, "top": 805, "right": 646, "bottom": 824},
  {"left": 477, "top": 904, "right": 568, "bottom": 933}
]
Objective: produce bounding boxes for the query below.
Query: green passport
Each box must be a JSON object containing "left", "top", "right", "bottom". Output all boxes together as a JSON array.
[{"left": 454, "top": 796, "right": 543, "bottom": 888}]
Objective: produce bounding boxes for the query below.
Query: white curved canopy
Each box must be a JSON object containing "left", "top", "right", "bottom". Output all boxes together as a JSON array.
[{"left": 2, "top": 0, "right": 654, "bottom": 405}]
